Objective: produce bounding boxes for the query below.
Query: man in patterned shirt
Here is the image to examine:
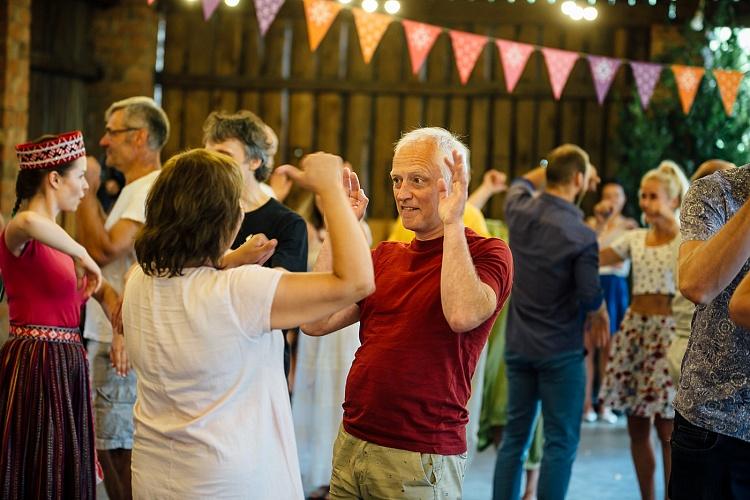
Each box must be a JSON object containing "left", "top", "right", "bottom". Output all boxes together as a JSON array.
[{"left": 670, "top": 164, "right": 750, "bottom": 499}]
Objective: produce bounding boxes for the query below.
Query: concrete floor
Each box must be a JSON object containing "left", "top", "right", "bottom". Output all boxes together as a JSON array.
[
  {"left": 464, "top": 418, "right": 666, "bottom": 500},
  {"left": 99, "top": 419, "right": 665, "bottom": 499}
]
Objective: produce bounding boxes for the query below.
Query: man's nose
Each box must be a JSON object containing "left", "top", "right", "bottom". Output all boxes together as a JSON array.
[{"left": 395, "top": 185, "right": 411, "bottom": 200}]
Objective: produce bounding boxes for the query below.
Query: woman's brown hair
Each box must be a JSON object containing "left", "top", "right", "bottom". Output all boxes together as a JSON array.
[{"left": 135, "top": 148, "right": 243, "bottom": 277}]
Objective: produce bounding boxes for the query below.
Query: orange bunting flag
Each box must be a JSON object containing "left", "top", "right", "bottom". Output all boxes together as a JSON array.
[
  {"left": 448, "top": 30, "right": 488, "bottom": 85},
  {"left": 303, "top": 0, "right": 343, "bottom": 52},
  {"left": 352, "top": 8, "right": 393, "bottom": 64},
  {"left": 671, "top": 65, "right": 705, "bottom": 115},
  {"left": 713, "top": 69, "right": 745, "bottom": 116},
  {"left": 402, "top": 20, "right": 442, "bottom": 75},
  {"left": 541, "top": 48, "right": 579, "bottom": 100}
]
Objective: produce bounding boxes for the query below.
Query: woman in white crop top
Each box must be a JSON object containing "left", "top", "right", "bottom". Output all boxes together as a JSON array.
[{"left": 597, "top": 161, "right": 688, "bottom": 500}]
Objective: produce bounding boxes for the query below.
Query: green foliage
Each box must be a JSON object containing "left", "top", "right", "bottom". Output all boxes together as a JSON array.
[{"left": 616, "top": 3, "right": 750, "bottom": 214}]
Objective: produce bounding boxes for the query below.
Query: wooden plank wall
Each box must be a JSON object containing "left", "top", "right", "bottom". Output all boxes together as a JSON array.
[{"left": 157, "top": 0, "right": 659, "bottom": 223}]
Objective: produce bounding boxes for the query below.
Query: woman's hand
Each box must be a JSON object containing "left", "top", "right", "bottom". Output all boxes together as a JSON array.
[
  {"left": 74, "top": 253, "right": 102, "bottom": 297},
  {"left": 110, "top": 331, "right": 131, "bottom": 377},
  {"left": 222, "top": 234, "right": 278, "bottom": 269}
]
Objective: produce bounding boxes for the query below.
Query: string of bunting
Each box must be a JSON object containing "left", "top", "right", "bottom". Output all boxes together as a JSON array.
[{"left": 160, "top": 0, "right": 747, "bottom": 116}]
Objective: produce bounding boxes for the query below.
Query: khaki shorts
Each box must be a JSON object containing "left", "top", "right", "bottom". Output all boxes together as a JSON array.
[
  {"left": 329, "top": 425, "right": 467, "bottom": 499},
  {"left": 88, "top": 339, "right": 136, "bottom": 450}
]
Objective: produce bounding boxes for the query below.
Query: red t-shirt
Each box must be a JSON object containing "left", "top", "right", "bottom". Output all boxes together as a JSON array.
[
  {"left": 343, "top": 228, "right": 513, "bottom": 455},
  {"left": 0, "top": 233, "right": 87, "bottom": 328}
]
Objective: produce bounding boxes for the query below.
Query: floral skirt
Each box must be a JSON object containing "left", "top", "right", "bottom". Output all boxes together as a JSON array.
[
  {"left": 598, "top": 311, "right": 676, "bottom": 419},
  {"left": 0, "top": 325, "right": 98, "bottom": 499}
]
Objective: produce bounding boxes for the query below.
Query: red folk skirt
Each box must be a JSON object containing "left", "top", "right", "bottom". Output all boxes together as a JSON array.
[{"left": 0, "top": 324, "right": 99, "bottom": 499}]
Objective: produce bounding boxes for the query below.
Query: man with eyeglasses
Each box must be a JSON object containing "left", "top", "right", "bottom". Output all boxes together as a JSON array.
[{"left": 76, "top": 96, "right": 169, "bottom": 500}]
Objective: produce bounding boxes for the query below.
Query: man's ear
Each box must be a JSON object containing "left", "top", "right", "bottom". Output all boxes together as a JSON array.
[{"left": 248, "top": 157, "right": 262, "bottom": 172}]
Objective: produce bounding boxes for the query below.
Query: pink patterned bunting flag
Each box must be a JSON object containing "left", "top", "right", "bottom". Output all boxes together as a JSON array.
[
  {"left": 448, "top": 30, "right": 488, "bottom": 85},
  {"left": 672, "top": 65, "right": 705, "bottom": 115},
  {"left": 402, "top": 20, "right": 442, "bottom": 75},
  {"left": 541, "top": 48, "right": 579, "bottom": 100},
  {"left": 496, "top": 40, "right": 535, "bottom": 93},
  {"left": 202, "top": 0, "right": 221, "bottom": 21},
  {"left": 303, "top": 0, "right": 343, "bottom": 51},
  {"left": 351, "top": 8, "right": 393, "bottom": 64},
  {"left": 629, "top": 61, "right": 662, "bottom": 110},
  {"left": 254, "top": 0, "right": 285, "bottom": 36},
  {"left": 588, "top": 56, "right": 622, "bottom": 105}
]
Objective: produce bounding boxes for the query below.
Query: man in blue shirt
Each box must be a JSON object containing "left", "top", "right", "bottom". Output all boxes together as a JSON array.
[{"left": 493, "top": 144, "right": 609, "bottom": 500}]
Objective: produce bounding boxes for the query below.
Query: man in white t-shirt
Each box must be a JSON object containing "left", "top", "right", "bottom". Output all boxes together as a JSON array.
[{"left": 76, "top": 96, "right": 169, "bottom": 500}]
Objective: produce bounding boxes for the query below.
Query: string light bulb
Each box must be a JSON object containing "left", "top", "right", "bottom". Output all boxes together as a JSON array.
[
  {"left": 362, "top": 0, "right": 378, "bottom": 12},
  {"left": 224, "top": 0, "right": 240, "bottom": 6},
  {"left": 384, "top": 0, "right": 400, "bottom": 14}
]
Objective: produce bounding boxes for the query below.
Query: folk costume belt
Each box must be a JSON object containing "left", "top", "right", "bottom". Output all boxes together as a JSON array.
[{"left": 9, "top": 324, "right": 82, "bottom": 344}]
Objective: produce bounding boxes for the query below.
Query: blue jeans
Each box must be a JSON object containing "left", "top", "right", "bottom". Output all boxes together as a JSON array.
[
  {"left": 669, "top": 411, "right": 750, "bottom": 499},
  {"left": 493, "top": 350, "right": 585, "bottom": 500}
]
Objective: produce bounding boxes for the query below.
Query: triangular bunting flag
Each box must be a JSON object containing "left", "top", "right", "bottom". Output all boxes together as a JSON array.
[
  {"left": 588, "top": 56, "right": 622, "bottom": 105},
  {"left": 254, "top": 0, "right": 285, "bottom": 36},
  {"left": 630, "top": 61, "right": 662, "bottom": 110},
  {"left": 672, "top": 65, "right": 705, "bottom": 115},
  {"left": 541, "top": 48, "right": 579, "bottom": 100},
  {"left": 496, "top": 40, "right": 535, "bottom": 93},
  {"left": 202, "top": 0, "right": 220, "bottom": 20},
  {"left": 351, "top": 8, "right": 393, "bottom": 64},
  {"left": 713, "top": 69, "right": 744, "bottom": 116},
  {"left": 448, "top": 30, "right": 488, "bottom": 85},
  {"left": 303, "top": 0, "right": 343, "bottom": 51},
  {"left": 402, "top": 20, "right": 442, "bottom": 75}
]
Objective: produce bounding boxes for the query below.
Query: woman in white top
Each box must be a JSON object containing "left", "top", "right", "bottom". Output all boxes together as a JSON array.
[
  {"left": 122, "top": 149, "right": 374, "bottom": 500},
  {"left": 585, "top": 182, "right": 638, "bottom": 424},
  {"left": 598, "top": 161, "right": 688, "bottom": 500}
]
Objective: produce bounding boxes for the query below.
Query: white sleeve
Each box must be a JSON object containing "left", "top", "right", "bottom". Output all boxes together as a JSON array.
[
  {"left": 119, "top": 176, "right": 156, "bottom": 224},
  {"left": 609, "top": 230, "right": 634, "bottom": 260},
  {"left": 227, "top": 266, "right": 283, "bottom": 338}
]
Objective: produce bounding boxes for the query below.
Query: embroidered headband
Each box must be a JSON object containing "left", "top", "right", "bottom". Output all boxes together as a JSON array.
[{"left": 15, "top": 131, "right": 86, "bottom": 170}]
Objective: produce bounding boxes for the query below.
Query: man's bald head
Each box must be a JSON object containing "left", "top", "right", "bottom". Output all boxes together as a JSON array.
[{"left": 691, "top": 160, "right": 735, "bottom": 182}]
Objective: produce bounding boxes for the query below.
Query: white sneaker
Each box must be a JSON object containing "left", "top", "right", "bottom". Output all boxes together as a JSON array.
[
  {"left": 599, "top": 408, "right": 618, "bottom": 424},
  {"left": 583, "top": 410, "right": 597, "bottom": 423}
]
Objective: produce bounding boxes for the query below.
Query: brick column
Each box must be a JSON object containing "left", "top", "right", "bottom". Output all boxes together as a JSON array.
[
  {"left": 0, "top": 0, "right": 31, "bottom": 218},
  {"left": 0, "top": 0, "right": 31, "bottom": 342},
  {"left": 86, "top": 0, "right": 159, "bottom": 155}
]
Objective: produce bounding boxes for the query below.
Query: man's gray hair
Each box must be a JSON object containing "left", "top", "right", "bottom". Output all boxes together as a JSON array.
[
  {"left": 106, "top": 96, "right": 170, "bottom": 151},
  {"left": 394, "top": 127, "right": 470, "bottom": 182}
]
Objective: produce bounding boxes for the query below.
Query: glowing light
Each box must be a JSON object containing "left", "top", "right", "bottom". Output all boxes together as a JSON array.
[
  {"left": 338, "top": 0, "right": 352, "bottom": 3},
  {"left": 738, "top": 28, "right": 750, "bottom": 50},
  {"left": 224, "top": 0, "right": 240, "bottom": 6},
  {"left": 561, "top": 0, "right": 576, "bottom": 15},
  {"left": 718, "top": 27, "right": 732, "bottom": 42},
  {"left": 583, "top": 6, "right": 598, "bottom": 20},
  {"left": 570, "top": 4, "right": 584, "bottom": 20},
  {"left": 384, "top": 0, "right": 400, "bottom": 14},
  {"left": 362, "top": 0, "right": 378, "bottom": 12}
]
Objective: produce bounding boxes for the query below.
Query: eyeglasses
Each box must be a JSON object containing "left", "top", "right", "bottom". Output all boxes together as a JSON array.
[{"left": 103, "top": 127, "right": 141, "bottom": 137}]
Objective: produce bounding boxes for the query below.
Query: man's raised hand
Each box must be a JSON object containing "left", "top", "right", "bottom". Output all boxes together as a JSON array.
[
  {"left": 343, "top": 165, "right": 369, "bottom": 221},
  {"left": 437, "top": 149, "right": 468, "bottom": 226}
]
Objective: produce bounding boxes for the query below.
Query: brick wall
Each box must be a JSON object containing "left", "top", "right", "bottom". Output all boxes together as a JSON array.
[{"left": 86, "top": 0, "right": 159, "bottom": 156}]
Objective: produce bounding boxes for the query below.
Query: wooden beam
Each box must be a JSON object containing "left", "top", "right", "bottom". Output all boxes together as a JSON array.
[
  {"left": 156, "top": 72, "right": 632, "bottom": 101},
  {"left": 30, "top": 52, "right": 101, "bottom": 81}
]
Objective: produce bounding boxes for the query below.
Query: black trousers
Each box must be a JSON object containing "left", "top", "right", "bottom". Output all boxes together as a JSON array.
[{"left": 669, "top": 411, "right": 750, "bottom": 500}]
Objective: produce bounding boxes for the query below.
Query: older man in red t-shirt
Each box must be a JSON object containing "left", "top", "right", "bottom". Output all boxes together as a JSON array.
[{"left": 301, "top": 127, "right": 513, "bottom": 498}]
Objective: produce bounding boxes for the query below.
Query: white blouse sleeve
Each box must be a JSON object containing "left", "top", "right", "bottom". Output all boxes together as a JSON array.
[
  {"left": 609, "top": 230, "right": 634, "bottom": 260},
  {"left": 227, "top": 266, "right": 283, "bottom": 338}
]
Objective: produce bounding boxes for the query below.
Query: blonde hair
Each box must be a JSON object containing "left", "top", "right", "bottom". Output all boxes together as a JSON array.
[{"left": 641, "top": 160, "right": 689, "bottom": 217}]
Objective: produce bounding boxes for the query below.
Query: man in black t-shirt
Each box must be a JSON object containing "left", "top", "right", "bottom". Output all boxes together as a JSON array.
[{"left": 203, "top": 110, "right": 308, "bottom": 379}]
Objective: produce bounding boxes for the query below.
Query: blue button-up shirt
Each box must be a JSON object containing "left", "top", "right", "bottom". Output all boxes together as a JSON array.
[{"left": 504, "top": 179, "right": 604, "bottom": 359}]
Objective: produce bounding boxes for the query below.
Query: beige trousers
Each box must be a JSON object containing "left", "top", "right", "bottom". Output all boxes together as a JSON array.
[{"left": 329, "top": 425, "right": 467, "bottom": 499}]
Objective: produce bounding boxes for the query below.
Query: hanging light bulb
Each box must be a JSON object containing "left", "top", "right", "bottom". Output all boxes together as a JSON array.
[
  {"left": 583, "top": 6, "right": 598, "bottom": 20},
  {"left": 338, "top": 0, "right": 352, "bottom": 4},
  {"left": 690, "top": 0, "right": 705, "bottom": 31},
  {"left": 562, "top": 0, "right": 577, "bottom": 15},
  {"left": 362, "top": 0, "right": 378, "bottom": 12},
  {"left": 570, "top": 4, "right": 584, "bottom": 20},
  {"left": 224, "top": 0, "right": 239, "bottom": 6},
  {"left": 668, "top": 0, "right": 677, "bottom": 20},
  {"left": 384, "top": 0, "right": 400, "bottom": 14}
]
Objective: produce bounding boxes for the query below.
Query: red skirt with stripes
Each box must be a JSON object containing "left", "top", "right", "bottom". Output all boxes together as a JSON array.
[{"left": 0, "top": 325, "right": 97, "bottom": 499}]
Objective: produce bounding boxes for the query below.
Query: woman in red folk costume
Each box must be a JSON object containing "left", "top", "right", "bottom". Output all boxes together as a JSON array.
[{"left": 0, "top": 131, "right": 119, "bottom": 499}]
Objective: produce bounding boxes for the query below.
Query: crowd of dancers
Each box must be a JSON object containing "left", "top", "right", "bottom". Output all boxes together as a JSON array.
[{"left": 0, "top": 95, "right": 749, "bottom": 500}]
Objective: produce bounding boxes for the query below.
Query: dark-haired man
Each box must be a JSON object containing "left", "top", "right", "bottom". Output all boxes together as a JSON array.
[
  {"left": 493, "top": 144, "right": 609, "bottom": 500},
  {"left": 77, "top": 96, "right": 170, "bottom": 500},
  {"left": 203, "top": 110, "right": 307, "bottom": 381}
]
